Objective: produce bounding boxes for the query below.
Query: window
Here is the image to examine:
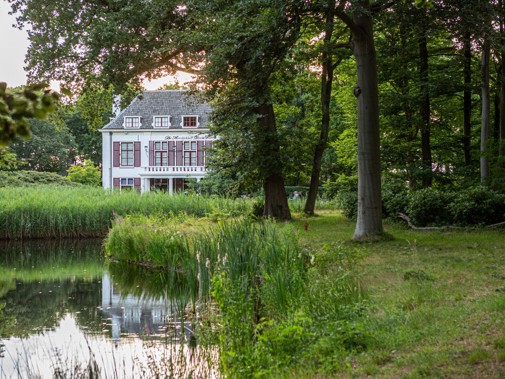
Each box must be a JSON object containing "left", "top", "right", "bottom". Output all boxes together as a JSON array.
[
  {"left": 121, "top": 142, "right": 134, "bottom": 166},
  {"left": 124, "top": 116, "right": 141, "bottom": 128},
  {"left": 153, "top": 116, "right": 171, "bottom": 128},
  {"left": 120, "top": 178, "right": 134, "bottom": 191},
  {"left": 154, "top": 141, "right": 168, "bottom": 166},
  {"left": 183, "top": 141, "right": 197, "bottom": 166},
  {"left": 182, "top": 116, "right": 198, "bottom": 128}
]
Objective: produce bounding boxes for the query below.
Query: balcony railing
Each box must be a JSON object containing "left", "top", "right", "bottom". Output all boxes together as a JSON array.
[{"left": 142, "top": 165, "right": 207, "bottom": 174}]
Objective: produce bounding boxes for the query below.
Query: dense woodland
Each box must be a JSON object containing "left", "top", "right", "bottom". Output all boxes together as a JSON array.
[{"left": 1, "top": 0, "right": 505, "bottom": 238}]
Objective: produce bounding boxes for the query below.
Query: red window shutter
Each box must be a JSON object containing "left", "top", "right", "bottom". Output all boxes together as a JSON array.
[
  {"left": 113, "top": 142, "right": 120, "bottom": 167},
  {"left": 134, "top": 141, "right": 141, "bottom": 167},
  {"left": 197, "top": 140, "right": 204, "bottom": 166},
  {"left": 149, "top": 141, "right": 154, "bottom": 166},
  {"left": 134, "top": 178, "right": 141, "bottom": 188},
  {"left": 168, "top": 141, "right": 175, "bottom": 166},
  {"left": 176, "top": 141, "right": 183, "bottom": 166},
  {"left": 113, "top": 178, "right": 120, "bottom": 188}
]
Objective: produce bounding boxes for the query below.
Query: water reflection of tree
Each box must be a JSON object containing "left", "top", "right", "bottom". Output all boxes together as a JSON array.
[
  {"left": 0, "top": 239, "right": 104, "bottom": 338},
  {"left": 1, "top": 279, "right": 103, "bottom": 338},
  {"left": 0, "top": 239, "right": 103, "bottom": 269}
]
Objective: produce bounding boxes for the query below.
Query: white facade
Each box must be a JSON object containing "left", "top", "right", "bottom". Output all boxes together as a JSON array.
[{"left": 100, "top": 90, "right": 214, "bottom": 194}]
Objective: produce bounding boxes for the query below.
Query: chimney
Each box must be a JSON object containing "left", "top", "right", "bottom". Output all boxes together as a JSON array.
[{"left": 112, "top": 94, "right": 121, "bottom": 118}]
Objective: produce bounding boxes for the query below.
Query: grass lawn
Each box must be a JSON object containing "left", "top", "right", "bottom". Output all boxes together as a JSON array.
[{"left": 292, "top": 210, "right": 505, "bottom": 378}]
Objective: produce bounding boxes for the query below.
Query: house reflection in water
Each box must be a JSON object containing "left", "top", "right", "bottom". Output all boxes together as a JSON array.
[{"left": 101, "top": 273, "right": 192, "bottom": 342}]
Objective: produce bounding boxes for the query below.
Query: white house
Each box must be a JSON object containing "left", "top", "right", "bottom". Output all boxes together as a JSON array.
[{"left": 100, "top": 90, "right": 214, "bottom": 194}]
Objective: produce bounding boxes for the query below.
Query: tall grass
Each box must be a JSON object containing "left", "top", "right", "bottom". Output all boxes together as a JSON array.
[
  {"left": 104, "top": 214, "right": 368, "bottom": 377},
  {"left": 0, "top": 185, "right": 252, "bottom": 239}
]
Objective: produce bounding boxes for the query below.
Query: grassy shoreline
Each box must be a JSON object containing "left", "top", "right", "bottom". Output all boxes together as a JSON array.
[
  {"left": 2, "top": 185, "right": 504, "bottom": 377},
  {"left": 293, "top": 211, "right": 505, "bottom": 378},
  {"left": 103, "top": 210, "right": 505, "bottom": 377}
]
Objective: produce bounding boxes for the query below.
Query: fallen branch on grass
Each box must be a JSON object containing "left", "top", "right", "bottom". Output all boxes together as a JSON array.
[{"left": 397, "top": 213, "right": 505, "bottom": 230}]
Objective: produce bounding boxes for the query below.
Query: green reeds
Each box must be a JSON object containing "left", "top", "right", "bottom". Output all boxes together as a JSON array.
[
  {"left": 104, "top": 215, "right": 307, "bottom": 372},
  {"left": 0, "top": 185, "right": 252, "bottom": 240},
  {"left": 104, "top": 215, "right": 305, "bottom": 313}
]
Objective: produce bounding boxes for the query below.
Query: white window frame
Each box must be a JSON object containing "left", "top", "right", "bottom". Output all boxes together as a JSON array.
[
  {"left": 181, "top": 115, "right": 199, "bottom": 128},
  {"left": 183, "top": 140, "right": 197, "bottom": 166},
  {"left": 120, "top": 142, "right": 134, "bottom": 167},
  {"left": 152, "top": 115, "right": 171, "bottom": 128},
  {"left": 120, "top": 178, "right": 135, "bottom": 191},
  {"left": 153, "top": 141, "right": 169, "bottom": 166},
  {"left": 123, "top": 116, "right": 141, "bottom": 129}
]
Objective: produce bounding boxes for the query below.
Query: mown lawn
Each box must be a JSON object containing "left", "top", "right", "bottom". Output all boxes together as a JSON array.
[{"left": 292, "top": 210, "right": 505, "bottom": 378}]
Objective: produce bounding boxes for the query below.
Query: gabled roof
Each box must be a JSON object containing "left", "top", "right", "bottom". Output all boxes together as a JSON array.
[{"left": 101, "top": 90, "right": 212, "bottom": 130}]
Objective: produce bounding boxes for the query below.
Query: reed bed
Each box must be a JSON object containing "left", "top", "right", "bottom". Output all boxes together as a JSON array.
[
  {"left": 0, "top": 185, "right": 252, "bottom": 240},
  {"left": 104, "top": 215, "right": 305, "bottom": 312},
  {"left": 103, "top": 214, "right": 366, "bottom": 377}
]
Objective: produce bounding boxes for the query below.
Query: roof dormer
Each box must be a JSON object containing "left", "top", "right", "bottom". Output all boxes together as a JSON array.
[
  {"left": 152, "top": 115, "right": 171, "bottom": 128},
  {"left": 123, "top": 116, "right": 141, "bottom": 129},
  {"left": 181, "top": 115, "right": 199, "bottom": 128}
]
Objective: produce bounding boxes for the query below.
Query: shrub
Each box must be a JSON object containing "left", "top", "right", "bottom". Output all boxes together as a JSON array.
[
  {"left": 449, "top": 186, "right": 505, "bottom": 226},
  {"left": 406, "top": 188, "right": 455, "bottom": 227},
  {"left": 66, "top": 160, "right": 101, "bottom": 186},
  {"left": 336, "top": 190, "right": 358, "bottom": 220},
  {"left": 250, "top": 198, "right": 265, "bottom": 219},
  {"left": 0, "top": 170, "right": 78, "bottom": 187},
  {"left": 382, "top": 180, "right": 409, "bottom": 220}
]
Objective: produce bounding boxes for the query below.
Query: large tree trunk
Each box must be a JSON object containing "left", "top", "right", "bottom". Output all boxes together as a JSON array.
[
  {"left": 499, "top": 0, "right": 505, "bottom": 157},
  {"left": 264, "top": 173, "right": 291, "bottom": 220},
  {"left": 304, "top": 6, "right": 334, "bottom": 216},
  {"left": 463, "top": 33, "right": 473, "bottom": 165},
  {"left": 419, "top": 34, "right": 432, "bottom": 187},
  {"left": 257, "top": 103, "right": 291, "bottom": 221},
  {"left": 351, "top": 1, "right": 383, "bottom": 240},
  {"left": 481, "top": 38, "right": 490, "bottom": 185},
  {"left": 501, "top": 56, "right": 505, "bottom": 157}
]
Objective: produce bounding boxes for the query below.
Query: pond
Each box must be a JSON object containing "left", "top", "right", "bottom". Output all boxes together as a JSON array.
[{"left": 0, "top": 240, "right": 217, "bottom": 378}]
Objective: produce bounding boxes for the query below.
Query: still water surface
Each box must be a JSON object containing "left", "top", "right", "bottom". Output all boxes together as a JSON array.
[{"left": 0, "top": 240, "right": 215, "bottom": 378}]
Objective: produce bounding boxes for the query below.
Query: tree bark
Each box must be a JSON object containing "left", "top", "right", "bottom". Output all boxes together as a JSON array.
[
  {"left": 481, "top": 38, "right": 490, "bottom": 185},
  {"left": 419, "top": 34, "right": 432, "bottom": 187},
  {"left": 350, "top": 1, "right": 383, "bottom": 240},
  {"left": 499, "top": 0, "right": 505, "bottom": 157},
  {"left": 264, "top": 172, "right": 291, "bottom": 220},
  {"left": 257, "top": 103, "right": 291, "bottom": 221},
  {"left": 501, "top": 59, "right": 505, "bottom": 156},
  {"left": 463, "top": 33, "right": 472, "bottom": 165},
  {"left": 304, "top": 5, "right": 335, "bottom": 216}
]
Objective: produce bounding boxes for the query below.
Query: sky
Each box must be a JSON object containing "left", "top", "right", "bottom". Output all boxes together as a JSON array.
[
  {"left": 0, "top": 0, "right": 29, "bottom": 87},
  {"left": 0, "top": 0, "right": 190, "bottom": 90}
]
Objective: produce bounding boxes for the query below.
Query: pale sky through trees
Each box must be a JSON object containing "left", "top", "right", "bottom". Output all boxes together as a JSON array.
[
  {"left": 0, "top": 0, "right": 186, "bottom": 90},
  {"left": 0, "top": 0, "right": 29, "bottom": 87}
]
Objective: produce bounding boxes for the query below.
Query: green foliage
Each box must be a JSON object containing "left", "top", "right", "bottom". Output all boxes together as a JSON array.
[
  {"left": 336, "top": 190, "right": 359, "bottom": 220},
  {"left": 0, "top": 83, "right": 59, "bottom": 146},
  {"left": 66, "top": 160, "right": 101, "bottom": 186},
  {"left": 0, "top": 170, "right": 78, "bottom": 187},
  {"left": 9, "top": 118, "right": 77, "bottom": 173},
  {"left": 338, "top": 183, "right": 505, "bottom": 227},
  {"left": 0, "top": 148, "right": 18, "bottom": 170},
  {"left": 448, "top": 186, "right": 505, "bottom": 226},
  {"left": 397, "top": 186, "right": 505, "bottom": 226},
  {"left": 381, "top": 179, "right": 410, "bottom": 219}
]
